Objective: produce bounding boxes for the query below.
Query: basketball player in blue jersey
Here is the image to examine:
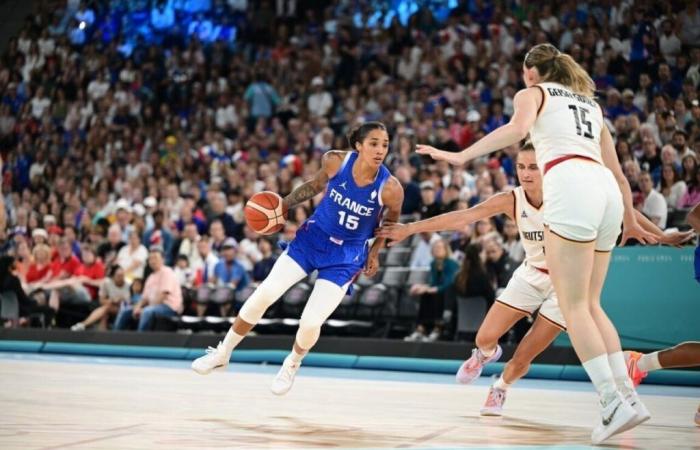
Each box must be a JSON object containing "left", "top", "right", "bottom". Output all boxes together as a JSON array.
[{"left": 192, "top": 121, "right": 404, "bottom": 395}]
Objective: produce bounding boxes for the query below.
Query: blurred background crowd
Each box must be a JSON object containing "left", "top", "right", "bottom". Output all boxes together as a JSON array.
[{"left": 0, "top": 0, "right": 698, "bottom": 340}]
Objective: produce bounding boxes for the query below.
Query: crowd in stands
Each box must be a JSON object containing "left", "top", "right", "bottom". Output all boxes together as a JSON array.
[{"left": 0, "top": 0, "right": 698, "bottom": 339}]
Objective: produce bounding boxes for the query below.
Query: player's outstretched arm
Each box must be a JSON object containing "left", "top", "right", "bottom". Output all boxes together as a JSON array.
[
  {"left": 600, "top": 126, "right": 657, "bottom": 246},
  {"left": 416, "top": 88, "right": 540, "bottom": 166},
  {"left": 375, "top": 191, "right": 514, "bottom": 247},
  {"left": 364, "top": 177, "right": 404, "bottom": 276},
  {"left": 633, "top": 210, "right": 694, "bottom": 247},
  {"left": 283, "top": 151, "right": 345, "bottom": 210}
]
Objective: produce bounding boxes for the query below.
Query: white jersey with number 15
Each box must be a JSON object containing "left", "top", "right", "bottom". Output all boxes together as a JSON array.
[{"left": 529, "top": 82, "right": 605, "bottom": 170}]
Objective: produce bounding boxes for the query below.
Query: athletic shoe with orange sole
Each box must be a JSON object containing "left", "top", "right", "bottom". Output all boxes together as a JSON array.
[{"left": 624, "top": 351, "right": 648, "bottom": 387}]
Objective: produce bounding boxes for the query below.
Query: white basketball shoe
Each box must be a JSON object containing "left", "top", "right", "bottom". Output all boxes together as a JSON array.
[
  {"left": 270, "top": 356, "right": 300, "bottom": 396},
  {"left": 591, "top": 391, "right": 638, "bottom": 445},
  {"left": 191, "top": 342, "right": 230, "bottom": 375}
]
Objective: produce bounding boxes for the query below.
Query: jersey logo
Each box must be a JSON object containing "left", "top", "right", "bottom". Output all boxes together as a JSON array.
[
  {"left": 369, "top": 190, "right": 377, "bottom": 204},
  {"left": 339, "top": 181, "right": 347, "bottom": 190},
  {"left": 521, "top": 210, "right": 528, "bottom": 219}
]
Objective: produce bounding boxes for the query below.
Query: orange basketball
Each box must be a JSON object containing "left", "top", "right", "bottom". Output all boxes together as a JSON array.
[{"left": 244, "top": 191, "right": 287, "bottom": 235}]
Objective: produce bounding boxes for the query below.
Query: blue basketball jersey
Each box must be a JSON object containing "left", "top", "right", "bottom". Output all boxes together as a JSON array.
[{"left": 311, "top": 151, "right": 391, "bottom": 243}]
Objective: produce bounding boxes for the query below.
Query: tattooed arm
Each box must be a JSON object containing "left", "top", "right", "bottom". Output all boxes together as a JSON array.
[{"left": 283, "top": 151, "right": 346, "bottom": 210}]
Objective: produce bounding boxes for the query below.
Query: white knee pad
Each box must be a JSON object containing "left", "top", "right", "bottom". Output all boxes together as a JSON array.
[
  {"left": 295, "top": 279, "right": 347, "bottom": 350},
  {"left": 238, "top": 253, "right": 307, "bottom": 324}
]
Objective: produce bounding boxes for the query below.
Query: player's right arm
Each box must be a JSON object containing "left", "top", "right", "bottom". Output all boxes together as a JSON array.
[
  {"left": 600, "top": 126, "right": 657, "bottom": 245},
  {"left": 375, "top": 191, "right": 514, "bottom": 246},
  {"left": 282, "top": 151, "right": 345, "bottom": 210},
  {"left": 633, "top": 210, "right": 694, "bottom": 247}
]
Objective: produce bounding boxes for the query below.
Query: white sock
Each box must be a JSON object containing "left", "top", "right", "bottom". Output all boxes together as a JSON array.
[
  {"left": 608, "top": 351, "right": 635, "bottom": 392},
  {"left": 637, "top": 351, "right": 662, "bottom": 372},
  {"left": 222, "top": 328, "right": 245, "bottom": 355},
  {"left": 493, "top": 374, "right": 512, "bottom": 391},
  {"left": 480, "top": 347, "right": 496, "bottom": 358},
  {"left": 289, "top": 348, "right": 305, "bottom": 364},
  {"left": 582, "top": 354, "right": 618, "bottom": 400}
]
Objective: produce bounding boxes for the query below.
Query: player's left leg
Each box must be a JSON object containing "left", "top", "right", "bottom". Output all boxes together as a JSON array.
[
  {"left": 588, "top": 250, "right": 650, "bottom": 428},
  {"left": 271, "top": 279, "right": 347, "bottom": 395},
  {"left": 481, "top": 315, "right": 561, "bottom": 416}
]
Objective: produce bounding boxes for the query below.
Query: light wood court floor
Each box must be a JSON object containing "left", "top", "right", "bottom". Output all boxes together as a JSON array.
[{"left": 0, "top": 354, "right": 698, "bottom": 449}]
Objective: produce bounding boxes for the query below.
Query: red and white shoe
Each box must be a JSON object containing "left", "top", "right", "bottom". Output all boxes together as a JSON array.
[
  {"left": 480, "top": 387, "right": 507, "bottom": 416},
  {"left": 455, "top": 345, "right": 502, "bottom": 384},
  {"left": 624, "top": 351, "right": 648, "bottom": 387}
]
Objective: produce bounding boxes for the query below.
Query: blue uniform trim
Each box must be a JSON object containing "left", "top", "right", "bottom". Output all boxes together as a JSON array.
[{"left": 694, "top": 245, "right": 699, "bottom": 284}]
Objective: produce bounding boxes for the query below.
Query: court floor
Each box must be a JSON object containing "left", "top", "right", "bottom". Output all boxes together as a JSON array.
[{"left": 0, "top": 352, "right": 698, "bottom": 450}]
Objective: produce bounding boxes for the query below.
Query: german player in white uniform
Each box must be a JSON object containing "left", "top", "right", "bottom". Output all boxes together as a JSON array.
[
  {"left": 416, "top": 43, "right": 660, "bottom": 444},
  {"left": 378, "top": 144, "right": 686, "bottom": 418}
]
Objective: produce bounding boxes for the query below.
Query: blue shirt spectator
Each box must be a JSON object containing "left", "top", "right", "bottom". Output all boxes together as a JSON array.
[
  {"left": 244, "top": 78, "right": 279, "bottom": 120},
  {"left": 213, "top": 239, "right": 249, "bottom": 292}
]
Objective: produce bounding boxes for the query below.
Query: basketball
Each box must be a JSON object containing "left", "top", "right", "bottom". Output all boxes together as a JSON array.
[{"left": 244, "top": 191, "right": 287, "bottom": 235}]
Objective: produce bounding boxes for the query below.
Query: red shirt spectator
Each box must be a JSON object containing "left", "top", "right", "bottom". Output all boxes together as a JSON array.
[
  {"left": 74, "top": 249, "right": 105, "bottom": 299},
  {"left": 25, "top": 244, "right": 53, "bottom": 284},
  {"left": 50, "top": 239, "right": 81, "bottom": 279}
]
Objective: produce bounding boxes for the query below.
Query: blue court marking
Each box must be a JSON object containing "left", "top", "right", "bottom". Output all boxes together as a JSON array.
[{"left": 2, "top": 352, "right": 698, "bottom": 399}]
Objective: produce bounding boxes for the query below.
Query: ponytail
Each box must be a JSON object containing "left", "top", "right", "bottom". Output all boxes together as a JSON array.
[{"left": 524, "top": 43, "right": 595, "bottom": 98}]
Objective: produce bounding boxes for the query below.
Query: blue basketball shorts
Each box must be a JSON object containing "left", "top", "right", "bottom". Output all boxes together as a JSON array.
[{"left": 285, "top": 221, "right": 368, "bottom": 291}]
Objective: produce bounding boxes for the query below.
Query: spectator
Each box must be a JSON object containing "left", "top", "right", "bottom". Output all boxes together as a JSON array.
[
  {"left": 174, "top": 255, "right": 196, "bottom": 298},
  {"left": 142, "top": 211, "right": 174, "bottom": 264},
  {"left": 682, "top": 154, "right": 698, "bottom": 184},
  {"left": 502, "top": 218, "right": 525, "bottom": 264},
  {"left": 237, "top": 225, "right": 263, "bottom": 271},
  {"left": 0, "top": 255, "right": 53, "bottom": 327},
  {"left": 113, "top": 246, "right": 182, "bottom": 332},
  {"left": 46, "top": 242, "right": 104, "bottom": 313},
  {"left": 115, "top": 231, "right": 148, "bottom": 283},
  {"left": 419, "top": 181, "right": 441, "bottom": 219},
  {"left": 208, "top": 192, "right": 239, "bottom": 239},
  {"left": 193, "top": 235, "right": 219, "bottom": 285},
  {"left": 208, "top": 219, "right": 228, "bottom": 255},
  {"left": 639, "top": 137, "right": 662, "bottom": 180},
  {"left": 177, "top": 223, "right": 201, "bottom": 269},
  {"left": 307, "top": 76, "right": 333, "bottom": 118},
  {"left": 252, "top": 237, "right": 276, "bottom": 282},
  {"left": 483, "top": 234, "right": 516, "bottom": 291},
  {"left": 394, "top": 165, "right": 421, "bottom": 215},
  {"left": 409, "top": 231, "right": 442, "bottom": 270},
  {"left": 452, "top": 243, "right": 495, "bottom": 305},
  {"left": 678, "top": 167, "right": 700, "bottom": 210},
  {"left": 657, "top": 164, "right": 687, "bottom": 211},
  {"left": 196, "top": 238, "right": 249, "bottom": 317},
  {"left": 404, "top": 239, "right": 458, "bottom": 342},
  {"left": 244, "top": 72, "right": 279, "bottom": 130},
  {"left": 98, "top": 224, "right": 126, "bottom": 268},
  {"left": 71, "top": 264, "right": 130, "bottom": 331},
  {"left": 639, "top": 171, "right": 668, "bottom": 229}
]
